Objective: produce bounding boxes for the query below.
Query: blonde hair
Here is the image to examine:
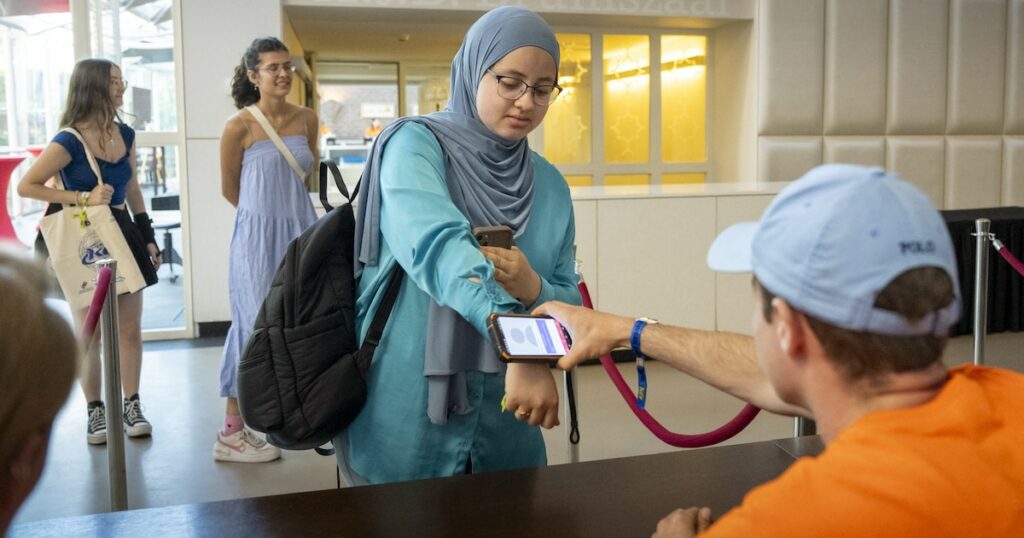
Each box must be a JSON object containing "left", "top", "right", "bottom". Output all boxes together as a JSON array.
[{"left": 0, "top": 244, "right": 77, "bottom": 470}]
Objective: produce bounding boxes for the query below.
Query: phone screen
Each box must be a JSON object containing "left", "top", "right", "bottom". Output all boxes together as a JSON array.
[{"left": 493, "top": 315, "right": 570, "bottom": 358}]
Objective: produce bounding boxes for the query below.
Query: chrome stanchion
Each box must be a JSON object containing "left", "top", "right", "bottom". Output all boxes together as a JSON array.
[
  {"left": 973, "top": 219, "right": 991, "bottom": 366},
  {"left": 98, "top": 259, "right": 127, "bottom": 511},
  {"left": 793, "top": 417, "right": 816, "bottom": 437}
]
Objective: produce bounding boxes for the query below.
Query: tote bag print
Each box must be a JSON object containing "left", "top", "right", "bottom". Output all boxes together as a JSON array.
[{"left": 44, "top": 197, "right": 146, "bottom": 310}]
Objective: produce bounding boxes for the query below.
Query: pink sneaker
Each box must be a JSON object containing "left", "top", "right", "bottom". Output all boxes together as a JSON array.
[{"left": 213, "top": 428, "right": 281, "bottom": 463}]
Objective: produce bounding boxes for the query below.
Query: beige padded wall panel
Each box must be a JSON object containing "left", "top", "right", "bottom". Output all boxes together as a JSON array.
[
  {"left": 887, "top": 0, "right": 949, "bottom": 134},
  {"left": 886, "top": 137, "right": 946, "bottom": 207},
  {"left": 758, "top": 136, "right": 823, "bottom": 182},
  {"left": 947, "top": 0, "right": 1007, "bottom": 134},
  {"left": 715, "top": 195, "right": 775, "bottom": 334},
  {"left": 758, "top": 0, "right": 825, "bottom": 135},
  {"left": 946, "top": 136, "right": 1003, "bottom": 209},
  {"left": 1005, "top": 137, "right": 1024, "bottom": 205},
  {"left": 823, "top": 0, "right": 888, "bottom": 134},
  {"left": 824, "top": 137, "right": 886, "bottom": 167},
  {"left": 1008, "top": 0, "right": 1024, "bottom": 133},
  {"left": 596, "top": 198, "right": 717, "bottom": 330}
]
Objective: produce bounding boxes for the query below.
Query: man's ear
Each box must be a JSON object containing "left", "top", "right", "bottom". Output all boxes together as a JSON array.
[{"left": 773, "top": 298, "right": 808, "bottom": 360}]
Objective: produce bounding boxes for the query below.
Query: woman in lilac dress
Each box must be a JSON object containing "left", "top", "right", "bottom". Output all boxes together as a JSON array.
[{"left": 216, "top": 37, "right": 317, "bottom": 463}]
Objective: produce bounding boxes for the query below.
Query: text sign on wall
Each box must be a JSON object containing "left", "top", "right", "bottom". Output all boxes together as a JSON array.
[{"left": 361, "top": 103, "right": 396, "bottom": 118}]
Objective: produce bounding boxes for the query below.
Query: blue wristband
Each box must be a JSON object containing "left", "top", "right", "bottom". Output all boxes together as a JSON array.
[{"left": 631, "top": 318, "right": 656, "bottom": 409}]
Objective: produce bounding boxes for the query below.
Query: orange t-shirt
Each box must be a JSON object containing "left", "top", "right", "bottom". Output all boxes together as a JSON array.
[{"left": 707, "top": 365, "right": 1024, "bottom": 537}]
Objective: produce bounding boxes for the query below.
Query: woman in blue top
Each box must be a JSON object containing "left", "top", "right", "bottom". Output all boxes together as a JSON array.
[
  {"left": 342, "top": 6, "right": 581, "bottom": 484},
  {"left": 19, "top": 58, "right": 161, "bottom": 445},
  {"left": 215, "top": 37, "right": 318, "bottom": 463}
]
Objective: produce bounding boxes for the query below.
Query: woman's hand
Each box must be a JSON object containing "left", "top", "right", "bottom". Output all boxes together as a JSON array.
[
  {"left": 87, "top": 184, "right": 114, "bottom": 206},
  {"left": 481, "top": 246, "right": 542, "bottom": 307},
  {"left": 147, "top": 243, "right": 162, "bottom": 271},
  {"left": 503, "top": 362, "right": 560, "bottom": 429}
]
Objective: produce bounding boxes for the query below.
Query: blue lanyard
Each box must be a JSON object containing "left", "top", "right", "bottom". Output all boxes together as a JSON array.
[{"left": 630, "top": 319, "right": 653, "bottom": 409}]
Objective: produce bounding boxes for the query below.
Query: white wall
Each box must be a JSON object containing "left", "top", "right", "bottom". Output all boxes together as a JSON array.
[{"left": 181, "top": 0, "right": 283, "bottom": 323}]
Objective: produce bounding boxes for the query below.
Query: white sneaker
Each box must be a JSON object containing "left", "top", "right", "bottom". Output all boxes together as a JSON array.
[{"left": 213, "top": 428, "right": 281, "bottom": 463}]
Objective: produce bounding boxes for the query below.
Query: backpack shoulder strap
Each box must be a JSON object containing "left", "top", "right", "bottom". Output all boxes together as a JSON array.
[
  {"left": 360, "top": 267, "right": 404, "bottom": 350},
  {"left": 319, "top": 160, "right": 350, "bottom": 212}
]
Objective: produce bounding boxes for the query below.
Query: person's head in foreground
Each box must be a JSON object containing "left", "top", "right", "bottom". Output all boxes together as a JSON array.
[
  {"left": 0, "top": 245, "right": 77, "bottom": 532},
  {"left": 707, "top": 163, "right": 960, "bottom": 405}
]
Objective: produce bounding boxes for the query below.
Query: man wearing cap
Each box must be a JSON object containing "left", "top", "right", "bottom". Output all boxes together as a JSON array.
[{"left": 536, "top": 164, "right": 1024, "bottom": 536}]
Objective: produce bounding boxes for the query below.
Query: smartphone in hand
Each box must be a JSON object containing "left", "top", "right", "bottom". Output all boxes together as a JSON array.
[
  {"left": 473, "top": 225, "right": 514, "bottom": 249},
  {"left": 487, "top": 312, "right": 572, "bottom": 363}
]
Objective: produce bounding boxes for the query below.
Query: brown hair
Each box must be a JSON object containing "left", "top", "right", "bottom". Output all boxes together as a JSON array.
[
  {"left": 59, "top": 58, "right": 123, "bottom": 153},
  {"left": 758, "top": 266, "right": 955, "bottom": 381},
  {"left": 0, "top": 245, "right": 77, "bottom": 473}
]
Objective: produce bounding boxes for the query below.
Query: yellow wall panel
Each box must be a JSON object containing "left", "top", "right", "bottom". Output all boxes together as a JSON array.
[
  {"left": 545, "top": 34, "right": 592, "bottom": 164},
  {"left": 604, "top": 35, "right": 650, "bottom": 163}
]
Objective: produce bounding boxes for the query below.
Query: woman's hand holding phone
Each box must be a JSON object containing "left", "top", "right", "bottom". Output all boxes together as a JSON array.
[
  {"left": 503, "top": 362, "right": 560, "bottom": 429},
  {"left": 482, "top": 246, "right": 542, "bottom": 307}
]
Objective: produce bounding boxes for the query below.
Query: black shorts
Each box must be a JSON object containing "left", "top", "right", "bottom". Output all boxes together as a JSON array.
[{"left": 40, "top": 203, "right": 159, "bottom": 290}]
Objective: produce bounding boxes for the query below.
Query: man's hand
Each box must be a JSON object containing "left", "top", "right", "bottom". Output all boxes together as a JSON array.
[
  {"left": 532, "top": 301, "right": 634, "bottom": 371},
  {"left": 652, "top": 507, "right": 712, "bottom": 538}
]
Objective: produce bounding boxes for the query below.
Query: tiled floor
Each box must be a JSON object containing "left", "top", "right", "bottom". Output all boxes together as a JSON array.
[{"left": 13, "top": 332, "right": 1023, "bottom": 525}]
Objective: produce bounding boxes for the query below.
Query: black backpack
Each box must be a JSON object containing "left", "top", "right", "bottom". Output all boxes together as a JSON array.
[{"left": 237, "top": 161, "right": 403, "bottom": 452}]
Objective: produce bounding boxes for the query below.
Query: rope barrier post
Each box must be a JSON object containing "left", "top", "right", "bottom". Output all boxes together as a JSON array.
[
  {"left": 793, "top": 417, "right": 816, "bottom": 437},
  {"left": 98, "top": 259, "right": 128, "bottom": 511},
  {"left": 562, "top": 369, "right": 580, "bottom": 464},
  {"left": 973, "top": 219, "right": 991, "bottom": 366}
]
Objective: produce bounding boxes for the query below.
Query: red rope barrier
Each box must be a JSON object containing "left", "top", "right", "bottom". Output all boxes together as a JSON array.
[
  {"left": 993, "top": 239, "right": 1024, "bottom": 278},
  {"left": 578, "top": 280, "right": 761, "bottom": 448},
  {"left": 80, "top": 266, "right": 112, "bottom": 345}
]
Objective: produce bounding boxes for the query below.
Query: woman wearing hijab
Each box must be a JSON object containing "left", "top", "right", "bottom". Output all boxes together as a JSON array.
[{"left": 341, "top": 6, "right": 580, "bottom": 484}]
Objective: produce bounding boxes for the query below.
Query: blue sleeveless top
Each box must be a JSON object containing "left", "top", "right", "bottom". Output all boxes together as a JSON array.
[{"left": 52, "top": 123, "right": 135, "bottom": 205}]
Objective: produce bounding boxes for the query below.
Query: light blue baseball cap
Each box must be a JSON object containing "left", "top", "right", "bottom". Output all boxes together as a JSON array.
[{"left": 707, "top": 164, "right": 961, "bottom": 336}]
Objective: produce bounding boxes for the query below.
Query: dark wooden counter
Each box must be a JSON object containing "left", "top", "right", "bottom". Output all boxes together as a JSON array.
[{"left": 11, "top": 437, "right": 823, "bottom": 537}]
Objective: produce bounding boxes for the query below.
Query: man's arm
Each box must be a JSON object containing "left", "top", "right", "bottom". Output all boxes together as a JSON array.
[{"left": 534, "top": 301, "right": 809, "bottom": 417}]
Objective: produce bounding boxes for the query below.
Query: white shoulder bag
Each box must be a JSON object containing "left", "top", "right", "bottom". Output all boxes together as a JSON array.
[{"left": 246, "top": 105, "right": 308, "bottom": 181}]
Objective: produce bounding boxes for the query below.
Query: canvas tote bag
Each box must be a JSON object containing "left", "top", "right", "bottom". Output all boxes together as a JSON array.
[{"left": 40, "top": 127, "right": 147, "bottom": 310}]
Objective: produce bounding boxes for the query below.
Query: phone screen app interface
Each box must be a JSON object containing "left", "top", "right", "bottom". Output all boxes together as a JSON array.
[{"left": 498, "top": 317, "right": 569, "bottom": 356}]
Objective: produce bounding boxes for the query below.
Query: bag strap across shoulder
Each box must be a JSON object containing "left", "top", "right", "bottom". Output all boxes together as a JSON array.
[
  {"left": 59, "top": 127, "right": 105, "bottom": 186},
  {"left": 361, "top": 267, "right": 405, "bottom": 351},
  {"left": 246, "top": 105, "right": 307, "bottom": 181}
]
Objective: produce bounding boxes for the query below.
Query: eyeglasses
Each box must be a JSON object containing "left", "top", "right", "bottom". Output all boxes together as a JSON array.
[
  {"left": 486, "top": 69, "right": 561, "bottom": 106},
  {"left": 259, "top": 63, "right": 296, "bottom": 75}
]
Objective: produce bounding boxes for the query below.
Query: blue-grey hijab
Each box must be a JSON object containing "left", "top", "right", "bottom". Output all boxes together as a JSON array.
[{"left": 352, "top": 6, "right": 560, "bottom": 424}]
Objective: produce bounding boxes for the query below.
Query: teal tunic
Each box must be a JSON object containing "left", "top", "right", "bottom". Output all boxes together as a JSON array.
[{"left": 343, "top": 122, "right": 581, "bottom": 483}]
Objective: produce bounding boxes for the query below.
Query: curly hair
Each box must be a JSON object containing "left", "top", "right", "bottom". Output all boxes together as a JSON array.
[{"left": 230, "top": 37, "right": 289, "bottom": 109}]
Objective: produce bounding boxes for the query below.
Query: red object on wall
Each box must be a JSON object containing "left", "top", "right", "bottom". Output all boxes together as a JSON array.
[
  {"left": 0, "top": 154, "right": 28, "bottom": 248},
  {"left": 4, "top": 0, "right": 70, "bottom": 16}
]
